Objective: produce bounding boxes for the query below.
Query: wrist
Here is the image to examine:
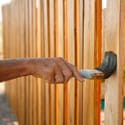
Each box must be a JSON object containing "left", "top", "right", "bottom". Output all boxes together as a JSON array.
[
  {"left": 17, "top": 58, "right": 33, "bottom": 76},
  {"left": 27, "top": 58, "right": 44, "bottom": 75},
  {"left": 26, "top": 58, "right": 35, "bottom": 75}
]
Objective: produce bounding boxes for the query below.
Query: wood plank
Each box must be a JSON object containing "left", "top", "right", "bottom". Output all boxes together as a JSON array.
[
  {"left": 15, "top": 0, "right": 19, "bottom": 118},
  {"left": 63, "top": 0, "right": 68, "bottom": 125},
  {"left": 49, "top": 0, "right": 56, "bottom": 125},
  {"left": 25, "top": 0, "right": 30, "bottom": 124},
  {"left": 15, "top": 0, "right": 20, "bottom": 121},
  {"left": 31, "top": 0, "right": 38, "bottom": 125},
  {"left": 67, "top": 0, "right": 75, "bottom": 124},
  {"left": 83, "top": 0, "right": 95, "bottom": 124},
  {"left": 28, "top": 0, "right": 33, "bottom": 124},
  {"left": 54, "top": 0, "right": 59, "bottom": 125},
  {"left": 18, "top": 0, "right": 25, "bottom": 124},
  {"left": 79, "top": 0, "right": 84, "bottom": 124},
  {"left": 37, "top": 0, "right": 45, "bottom": 125},
  {"left": 42, "top": 0, "right": 50, "bottom": 125},
  {"left": 74, "top": 0, "right": 80, "bottom": 125},
  {"left": 46, "top": 1, "right": 53, "bottom": 125},
  {"left": 103, "top": 0, "right": 125, "bottom": 124},
  {"left": 94, "top": 0, "right": 102, "bottom": 125},
  {"left": 11, "top": 1, "right": 18, "bottom": 118},
  {"left": 56, "top": 0, "right": 64, "bottom": 125},
  {"left": 7, "top": 4, "right": 12, "bottom": 113}
]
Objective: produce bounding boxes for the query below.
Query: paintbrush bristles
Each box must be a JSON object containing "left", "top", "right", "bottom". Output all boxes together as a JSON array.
[{"left": 80, "top": 51, "right": 117, "bottom": 80}]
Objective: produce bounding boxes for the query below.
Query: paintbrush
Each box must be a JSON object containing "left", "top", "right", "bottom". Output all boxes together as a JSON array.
[{"left": 80, "top": 51, "right": 117, "bottom": 79}]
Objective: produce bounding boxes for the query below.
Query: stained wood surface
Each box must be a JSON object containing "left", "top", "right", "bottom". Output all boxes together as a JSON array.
[
  {"left": 4, "top": 0, "right": 125, "bottom": 125},
  {"left": 83, "top": 0, "right": 102, "bottom": 125},
  {"left": 63, "top": 0, "right": 69, "bottom": 125}
]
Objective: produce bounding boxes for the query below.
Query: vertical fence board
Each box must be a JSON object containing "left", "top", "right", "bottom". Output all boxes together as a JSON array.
[
  {"left": 37, "top": 0, "right": 45, "bottom": 124},
  {"left": 67, "top": 0, "right": 75, "bottom": 125},
  {"left": 28, "top": 0, "right": 34, "bottom": 124},
  {"left": 15, "top": 0, "right": 19, "bottom": 121},
  {"left": 74, "top": 1, "right": 81, "bottom": 125},
  {"left": 79, "top": 0, "right": 84, "bottom": 124},
  {"left": 83, "top": 0, "right": 95, "bottom": 124},
  {"left": 103, "top": 0, "right": 125, "bottom": 125},
  {"left": 25, "top": 0, "right": 30, "bottom": 124},
  {"left": 63, "top": 0, "right": 69, "bottom": 125},
  {"left": 8, "top": 1, "right": 18, "bottom": 118},
  {"left": 40, "top": 0, "right": 46, "bottom": 124},
  {"left": 32, "top": 0, "right": 38, "bottom": 124},
  {"left": 94, "top": 0, "right": 102, "bottom": 125},
  {"left": 18, "top": 0, "right": 25, "bottom": 124},
  {"left": 47, "top": 1, "right": 53, "bottom": 125},
  {"left": 54, "top": 1, "right": 59, "bottom": 125},
  {"left": 57, "top": 0, "right": 64, "bottom": 125},
  {"left": 42, "top": 1, "right": 50, "bottom": 125},
  {"left": 49, "top": 0, "right": 55, "bottom": 125}
]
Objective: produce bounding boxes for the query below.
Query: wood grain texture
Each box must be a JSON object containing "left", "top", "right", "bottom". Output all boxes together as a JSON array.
[
  {"left": 94, "top": 1, "right": 102, "bottom": 124},
  {"left": 103, "top": 0, "right": 125, "bottom": 125},
  {"left": 37, "top": 0, "right": 45, "bottom": 125},
  {"left": 83, "top": 0, "right": 95, "bottom": 124},
  {"left": 42, "top": 1, "right": 50, "bottom": 125},
  {"left": 49, "top": 0, "right": 56, "bottom": 124},
  {"left": 74, "top": 1, "right": 80, "bottom": 125},
  {"left": 67, "top": 0, "right": 75, "bottom": 125},
  {"left": 24, "top": 0, "right": 30, "bottom": 124},
  {"left": 32, "top": 0, "right": 38, "bottom": 125},
  {"left": 2, "top": 0, "right": 105, "bottom": 125},
  {"left": 63, "top": 0, "right": 69, "bottom": 125},
  {"left": 79, "top": 0, "right": 84, "bottom": 124},
  {"left": 56, "top": 0, "right": 64, "bottom": 125}
]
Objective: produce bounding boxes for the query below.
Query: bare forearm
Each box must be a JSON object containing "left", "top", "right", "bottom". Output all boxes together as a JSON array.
[
  {"left": 0, "top": 58, "right": 83, "bottom": 83},
  {"left": 0, "top": 58, "right": 31, "bottom": 82}
]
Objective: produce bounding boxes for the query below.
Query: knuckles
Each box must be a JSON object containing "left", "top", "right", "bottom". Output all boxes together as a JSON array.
[
  {"left": 33, "top": 58, "right": 76, "bottom": 83},
  {"left": 66, "top": 72, "right": 72, "bottom": 79}
]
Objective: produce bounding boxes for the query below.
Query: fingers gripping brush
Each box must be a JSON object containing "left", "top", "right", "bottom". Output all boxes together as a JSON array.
[{"left": 80, "top": 51, "right": 117, "bottom": 79}]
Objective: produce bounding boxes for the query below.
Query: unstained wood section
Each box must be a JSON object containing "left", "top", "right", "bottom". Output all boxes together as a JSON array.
[{"left": 103, "top": 0, "right": 125, "bottom": 125}]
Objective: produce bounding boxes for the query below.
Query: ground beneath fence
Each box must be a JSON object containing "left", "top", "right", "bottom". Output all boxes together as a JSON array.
[{"left": 0, "top": 83, "right": 18, "bottom": 125}]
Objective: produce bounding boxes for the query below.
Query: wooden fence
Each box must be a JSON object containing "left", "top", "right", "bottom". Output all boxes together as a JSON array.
[{"left": 2, "top": 0, "right": 125, "bottom": 125}]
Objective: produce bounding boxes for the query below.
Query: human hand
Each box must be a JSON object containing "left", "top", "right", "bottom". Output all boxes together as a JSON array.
[{"left": 29, "top": 57, "right": 83, "bottom": 83}]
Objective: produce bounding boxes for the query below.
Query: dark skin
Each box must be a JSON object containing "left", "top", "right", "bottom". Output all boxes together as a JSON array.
[{"left": 0, "top": 58, "right": 83, "bottom": 83}]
